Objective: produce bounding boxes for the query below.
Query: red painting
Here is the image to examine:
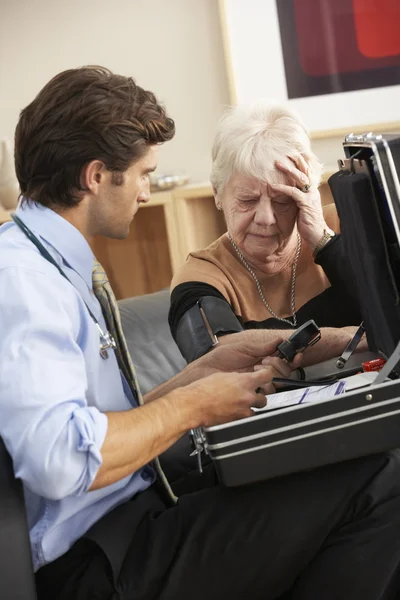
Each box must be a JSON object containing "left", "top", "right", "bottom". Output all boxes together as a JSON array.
[{"left": 276, "top": 0, "right": 400, "bottom": 98}]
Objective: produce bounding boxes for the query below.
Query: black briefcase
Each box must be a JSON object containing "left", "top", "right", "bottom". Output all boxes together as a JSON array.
[
  {"left": 329, "top": 133, "right": 400, "bottom": 361},
  {"left": 203, "top": 379, "right": 400, "bottom": 486},
  {"left": 195, "top": 133, "right": 400, "bottom": 487}
]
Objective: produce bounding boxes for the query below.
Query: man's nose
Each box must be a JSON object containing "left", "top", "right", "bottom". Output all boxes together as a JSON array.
[
  {"left": 138, "top": 181, "right": 151, "bottom": 203},
  {"left": 254, "top": 198, "right": 276, "bottom": 226},
  {"left": 138, "top": 192, "right": 150, "bottom": 203}
]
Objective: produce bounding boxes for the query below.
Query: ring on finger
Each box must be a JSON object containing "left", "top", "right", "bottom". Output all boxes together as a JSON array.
[{"left": 301, "top": 183, "right": 311, "bottom": 193}]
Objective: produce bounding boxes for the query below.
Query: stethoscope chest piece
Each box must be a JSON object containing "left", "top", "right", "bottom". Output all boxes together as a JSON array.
[{"left": 97, "top": 325, "right": 117, "bottom": 360}]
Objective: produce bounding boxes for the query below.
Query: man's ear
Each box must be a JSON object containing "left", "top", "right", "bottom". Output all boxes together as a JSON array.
[{"left": 81, "top": 160, "right": 106, "bottom": 194}]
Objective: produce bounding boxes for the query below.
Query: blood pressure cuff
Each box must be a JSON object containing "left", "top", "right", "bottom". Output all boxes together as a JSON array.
[{"left": 175, "top": 296, "right": 243, "bottom": 363}]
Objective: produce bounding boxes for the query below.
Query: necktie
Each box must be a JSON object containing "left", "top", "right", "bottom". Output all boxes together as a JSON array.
[
  {"left": 92, "top": 259, "right": 176, "bottom": 503},
  {"left": 92, "top": 260, "right": 141, "bottom": 401}
]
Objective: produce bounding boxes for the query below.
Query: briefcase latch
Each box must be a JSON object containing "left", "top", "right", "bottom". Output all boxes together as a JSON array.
[
  {"left": 189, "top": 427, "right": 208, "bottom": 474},
  {"left": 344, "top": 132, "right": 383, "bottom": 143}
]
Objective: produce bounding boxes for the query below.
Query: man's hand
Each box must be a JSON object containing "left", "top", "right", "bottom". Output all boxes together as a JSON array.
[
  {"left": 183, "top": 366, "right": 285, "bottom": 428},
  {"left": 144, "top": 330, "right": 294, "bottom": 403},
  {"left": 192, "top": 330, "right": 285, "bottom": 378}
]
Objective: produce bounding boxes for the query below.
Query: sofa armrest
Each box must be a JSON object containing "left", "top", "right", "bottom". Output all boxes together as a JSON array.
[{"left": 0, "top": 437, "right": 37, "bottom": 599}]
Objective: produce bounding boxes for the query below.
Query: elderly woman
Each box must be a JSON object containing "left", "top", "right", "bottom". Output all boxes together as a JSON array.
[{"left": 169, "top": 101, "right": 365, "bottom": 365}]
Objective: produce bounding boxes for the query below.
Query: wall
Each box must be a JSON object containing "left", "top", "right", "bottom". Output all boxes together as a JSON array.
[
  {"left": 0, "top": 0, "right": 230, "bottom": 184},
  {"left": 1, "top": 0, "right": 399, "bottom": 192}
]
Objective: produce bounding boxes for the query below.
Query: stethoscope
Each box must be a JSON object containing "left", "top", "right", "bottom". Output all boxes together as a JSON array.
[{"left": 11, "top": 213, "right": 117, "bottom": 360}]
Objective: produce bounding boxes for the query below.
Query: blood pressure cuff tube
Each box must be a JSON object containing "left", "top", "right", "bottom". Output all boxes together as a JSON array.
[{"left": 175, "top": 296, "right": 243, "bottom": 363}]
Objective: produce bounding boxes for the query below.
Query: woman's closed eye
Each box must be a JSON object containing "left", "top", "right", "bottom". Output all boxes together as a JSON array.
[
  {"left": 237, "top": 197, "right": 260, "bottom": 208},
  {"left": 272, "top": 196, "right": 293, "bottom": 210},
  {"left": 272, "top": 195, "right": 291, "bottom": 205}
]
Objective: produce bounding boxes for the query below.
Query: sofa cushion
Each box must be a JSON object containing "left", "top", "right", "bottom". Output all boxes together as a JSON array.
[{"left": 118, "top": 289, "right": 186, "bottom": 396}]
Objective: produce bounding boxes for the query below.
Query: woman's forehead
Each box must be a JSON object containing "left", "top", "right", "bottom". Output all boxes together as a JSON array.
[{"left": 229, "top": 169, "right": 290, "bottom": 193}]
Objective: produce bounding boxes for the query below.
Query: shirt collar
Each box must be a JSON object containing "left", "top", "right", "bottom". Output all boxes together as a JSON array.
[{"left": 15, "top": 201, "right": 94, "bottom": 289}]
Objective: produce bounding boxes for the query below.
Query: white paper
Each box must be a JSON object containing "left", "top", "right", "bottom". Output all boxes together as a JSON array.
[
  {"left": 253, "top": 381, "right": 346, "bottom": 412},
  {"left": 253, "top": 371, "right": 379, "bottom": 413}
]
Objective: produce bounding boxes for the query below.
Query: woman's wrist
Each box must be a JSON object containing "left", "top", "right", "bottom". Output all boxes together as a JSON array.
[
  {"left": 305, "top": 226, "right": 325, "bottom": 251},
  {"left": 311, "top": 226, "right": 336, "bottom": 257}
]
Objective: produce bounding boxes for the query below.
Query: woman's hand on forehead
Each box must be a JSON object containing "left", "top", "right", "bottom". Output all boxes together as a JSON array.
[
  {"left": 267, "top": 154, "right": 328, "bottom": 251},
  {"left": 275, "top": 154, "right": 310, "bottom": 189}
]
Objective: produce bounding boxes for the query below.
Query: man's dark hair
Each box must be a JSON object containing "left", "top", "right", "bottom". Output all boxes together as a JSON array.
[{"left": 14, "top": 66, "right": 175, "bottom": 208}]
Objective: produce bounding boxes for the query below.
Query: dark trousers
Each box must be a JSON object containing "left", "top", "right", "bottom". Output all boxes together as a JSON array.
[{"left": 36, "top": 451, "right": 400, "bottom": 600}]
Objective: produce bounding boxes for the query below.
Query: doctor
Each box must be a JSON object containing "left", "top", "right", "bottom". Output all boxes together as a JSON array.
[{"left": 1, "top": 66, "right": 400, "bottom": 600}]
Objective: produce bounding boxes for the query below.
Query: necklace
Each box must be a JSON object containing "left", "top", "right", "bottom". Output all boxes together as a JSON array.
[{"left": 228, "top": 232, "right": 302, "bottom": 327}]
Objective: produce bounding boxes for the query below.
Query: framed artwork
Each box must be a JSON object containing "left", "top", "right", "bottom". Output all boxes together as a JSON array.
[{"left": 218, "top": 0, "right": 400, "bottom": 135}]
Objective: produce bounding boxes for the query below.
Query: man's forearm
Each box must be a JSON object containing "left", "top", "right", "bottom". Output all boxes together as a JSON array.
[
  {"left": 143, "top": 361, "right": 200, "bottom": 403},
  {"left": 90, "top": 387, "right": 200, "bottom": 490}
]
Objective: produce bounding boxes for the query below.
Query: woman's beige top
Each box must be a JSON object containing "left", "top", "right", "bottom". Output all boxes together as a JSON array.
[{"left": 169, "top": 231, "right": 362, "bottom": 339}]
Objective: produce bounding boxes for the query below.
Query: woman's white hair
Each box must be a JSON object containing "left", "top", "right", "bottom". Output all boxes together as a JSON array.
[{"left": 210, "top": 100, "right": 323, "bottom": 195}]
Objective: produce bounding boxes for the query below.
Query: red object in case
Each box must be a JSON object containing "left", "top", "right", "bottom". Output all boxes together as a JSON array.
[{"left": 362, "top": 358, "right": 387, "bottom": 372}]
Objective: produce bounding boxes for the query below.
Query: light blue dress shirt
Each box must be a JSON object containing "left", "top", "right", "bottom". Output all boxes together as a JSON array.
[{"left": 0, "top": 201, "right": 154, "bottom": 571}]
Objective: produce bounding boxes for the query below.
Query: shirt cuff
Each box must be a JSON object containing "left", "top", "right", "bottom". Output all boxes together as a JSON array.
[{"left": 74, "top": 406, "right": 108, "bottom": 492}]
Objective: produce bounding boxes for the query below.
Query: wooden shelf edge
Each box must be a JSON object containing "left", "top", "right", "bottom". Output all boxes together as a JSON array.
[
  {"left": 173, "top": 183, "right": 213, "bottom": 200},
  {"left": 147, "top": 190, "right": 173, "bottom": 207}
]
